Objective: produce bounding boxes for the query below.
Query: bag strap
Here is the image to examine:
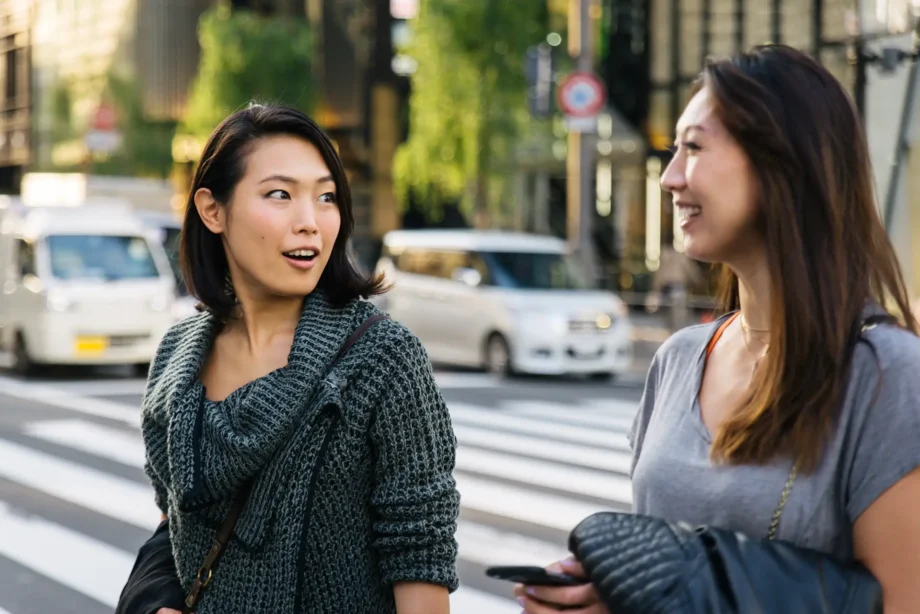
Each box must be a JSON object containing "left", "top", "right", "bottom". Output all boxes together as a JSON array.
[
  {"left": 331, "top": 314, "right": 390, "bottom": 366},
  {"left": 766, "top": 312, "right": 897, "bottom": 541},
  {"left": 182, "top": 313, "right": 390, "bottom": 612}
]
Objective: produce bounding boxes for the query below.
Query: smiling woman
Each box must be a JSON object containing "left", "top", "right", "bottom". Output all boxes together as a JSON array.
[{"left": 117, "top": 104, "right": 459, "bottom": 614}]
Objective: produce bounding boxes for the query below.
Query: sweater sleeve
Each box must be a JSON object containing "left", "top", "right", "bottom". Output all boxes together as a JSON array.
[
  {"left": 368, "top": 330, "right": 460, "bottom": 592},
  {"left": 140, "top": 319, "right": 185, "bottom": 517}
]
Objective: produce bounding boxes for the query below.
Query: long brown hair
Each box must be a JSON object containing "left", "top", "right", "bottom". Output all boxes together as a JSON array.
[{"left": 699, "top": 45, "right": 917, "bottom": 472}]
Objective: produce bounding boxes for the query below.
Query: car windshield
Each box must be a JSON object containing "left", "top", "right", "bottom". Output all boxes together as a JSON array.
[
  {"left": 480, "top": 250, "right": 593, "bottom": 290},
  {"left": 46, "top": 234, "right": 161, "bottom": 281}
]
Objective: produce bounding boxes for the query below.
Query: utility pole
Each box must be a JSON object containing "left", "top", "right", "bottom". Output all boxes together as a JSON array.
[{"left": 566, "top": 0, "right": 600, "bottom": 284}]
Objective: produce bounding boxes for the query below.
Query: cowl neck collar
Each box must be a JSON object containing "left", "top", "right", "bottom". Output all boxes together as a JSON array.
[{"left": 146, "top": 290, "right": 365, "bottom": 511}]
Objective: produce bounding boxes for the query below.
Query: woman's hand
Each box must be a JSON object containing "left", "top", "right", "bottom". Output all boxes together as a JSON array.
[
  {"left": 512, "top": 558, "right": 609, "bottom": 613},
  {"left": 155, "top": 609, "right": 183, "bottom": 614}
]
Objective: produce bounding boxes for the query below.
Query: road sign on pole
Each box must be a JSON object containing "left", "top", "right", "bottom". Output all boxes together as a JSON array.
[
  {"left": 92, "top": 103, "right": 118, "bottom": 132},
  {"left": 85, "top": 103, "right": 122, "bottom": 155},
  {"left": 558, "top": 71, "right": 606, "bottom": 133},
  {"left": 565, "top": 0, "right": 601, "bottom": 286}
]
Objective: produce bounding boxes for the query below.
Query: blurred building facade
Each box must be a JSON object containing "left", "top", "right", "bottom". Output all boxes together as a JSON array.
[
  {"left": 29, "top": 0, "right": 213, "bottom": 171},
  {"left": 0, "top": 0, "right": 403, "bottom": 269},
  {"left": 0, "top": 0, "right": 32, "bottom": 193},
  {"left": 509, "top": 0, "right": 920, "bottom": 302},
  {"left": 606, "top": 0, "right": 920, "bottom": 301}
]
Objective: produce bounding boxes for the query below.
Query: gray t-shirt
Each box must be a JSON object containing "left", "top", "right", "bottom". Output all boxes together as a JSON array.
[{"left": 628, "top": 311, "right": 920, "bottom": 561}]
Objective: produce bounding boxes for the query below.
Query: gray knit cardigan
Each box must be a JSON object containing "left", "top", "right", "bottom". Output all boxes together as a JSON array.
[{"left": 140, "top": 291, "right": 460, "bottom": 613}]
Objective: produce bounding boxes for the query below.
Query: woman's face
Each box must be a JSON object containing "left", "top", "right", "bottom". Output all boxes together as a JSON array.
[
  {"left": 195, "top": 135, "right": 342, "bottom": 302},
  {"left": 660, "top": 87, "right": 760, "bottom": 265}
]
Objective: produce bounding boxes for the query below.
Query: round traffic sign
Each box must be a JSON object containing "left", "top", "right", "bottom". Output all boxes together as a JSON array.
[
  {"left": 557, "top": 72, "right": 606, "bottom": 118},
  {"left": 93, "top": 103, "right": 118, "bottom": 132}
]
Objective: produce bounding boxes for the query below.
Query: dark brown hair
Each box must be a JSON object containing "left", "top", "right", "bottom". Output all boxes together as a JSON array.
[
  {"left": 179, "top": 103, "right": 387, "bottom": 320},
  {"left": 697, "top": 45, "right": 917, "bottom": 472}
]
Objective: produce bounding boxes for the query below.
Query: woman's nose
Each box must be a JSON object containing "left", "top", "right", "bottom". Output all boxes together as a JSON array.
[
  {"left": 660, "top": 158, "right": 686, "bottom": 193},
  {"left": 292, "top": 202, "right": 319, "bottom": 234}
]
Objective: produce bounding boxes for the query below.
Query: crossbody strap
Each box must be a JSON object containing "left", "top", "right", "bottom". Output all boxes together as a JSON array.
[
  {"left": 766, "top": 312, "right": 898, "bottom": 540},
  {"left": 182, "top": 313, "right": 390, "bottom": 612}
]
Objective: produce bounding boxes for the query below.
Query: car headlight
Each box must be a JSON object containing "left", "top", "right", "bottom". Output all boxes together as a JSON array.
[{"left": 46, "top": 290, "right": 72, "bottom": 312}]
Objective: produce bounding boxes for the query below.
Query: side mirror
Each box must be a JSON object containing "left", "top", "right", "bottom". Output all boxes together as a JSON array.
[{"left": 451, "top": 266, "right": 482, "bottom": 287}]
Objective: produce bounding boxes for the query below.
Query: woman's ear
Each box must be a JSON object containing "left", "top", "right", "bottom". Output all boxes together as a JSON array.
[{"left": 194, "top": 188, "right": 225, "bottom": 234}]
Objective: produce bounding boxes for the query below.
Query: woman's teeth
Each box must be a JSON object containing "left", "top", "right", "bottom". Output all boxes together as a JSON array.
[
  {"left": 284, "top": 249, "right": 317, "bottom": 260},
  {"left": 678, "top": 205, "right": 701, "bottom": 222}
]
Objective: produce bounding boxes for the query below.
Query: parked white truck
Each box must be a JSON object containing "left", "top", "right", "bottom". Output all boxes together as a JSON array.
[{"left": 0, "top": 198, "right": 176, "bottom": 375}]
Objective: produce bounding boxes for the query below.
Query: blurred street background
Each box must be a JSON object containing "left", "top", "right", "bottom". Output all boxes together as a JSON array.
[{"left": 2, "top": 0, "right": 920, "bottom": 612}]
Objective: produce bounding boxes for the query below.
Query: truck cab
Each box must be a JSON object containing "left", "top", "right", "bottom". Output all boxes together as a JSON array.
[{"left": 0, "top": 199, "right": 176, "bottom": 375}]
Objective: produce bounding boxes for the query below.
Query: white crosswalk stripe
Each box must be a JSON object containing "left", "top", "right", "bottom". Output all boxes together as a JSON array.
[{"left": 0, "top": 375, "right": 637, "bottom": 614}]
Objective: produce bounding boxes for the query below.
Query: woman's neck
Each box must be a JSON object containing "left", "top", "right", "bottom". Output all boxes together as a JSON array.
[
  {"left": 732, "top": 251, "right": 773, "bottom": 342},
  {"left": 226, "top": 290, "right": 304, "bottom": 355}
]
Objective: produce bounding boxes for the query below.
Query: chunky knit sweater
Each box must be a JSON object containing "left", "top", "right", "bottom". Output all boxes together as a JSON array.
[{"left": 140, "top": 291, "right": 460, "bottom": 613}]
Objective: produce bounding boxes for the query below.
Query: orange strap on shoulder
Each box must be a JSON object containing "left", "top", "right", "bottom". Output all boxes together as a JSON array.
[{"left": 707, "top": 312, "right": 740, "bottom": 357}]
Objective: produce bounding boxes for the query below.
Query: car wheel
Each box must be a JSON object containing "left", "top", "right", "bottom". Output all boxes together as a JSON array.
[
  {"left": 12, "top": 332, "right": 35, "bottom": 377},
  {"left": 588, "top": 371, "right": 615, "bottom": 383},
  {"left": 485, "top": 334, "right": 512, "bottom": 377}
]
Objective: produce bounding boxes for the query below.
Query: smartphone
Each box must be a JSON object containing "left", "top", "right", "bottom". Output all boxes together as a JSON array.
[{"left": 485, "top": 565, "right": 587, "bottom": 587}]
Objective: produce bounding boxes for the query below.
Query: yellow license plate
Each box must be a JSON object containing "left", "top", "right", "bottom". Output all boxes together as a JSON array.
[{"left": 74, "top": 336, "right": 109, "bottom": 355}]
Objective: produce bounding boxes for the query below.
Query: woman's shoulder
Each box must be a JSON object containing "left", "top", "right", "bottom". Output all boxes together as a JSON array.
[
  {"left": 343, "top": 299, "right": 430, "bottom": 369},
  {"left": 857, "top": 318, "right": 920, "bottom": 363},
  {"left": 153, "top": 311, "right": 213, "bottom": 364},
  {"left": 839, "top": 318, "right": 920, "bottom": 522},
  {"left": 350, "top": 299, "right": 421, "bottom": 347},
  {"left": 340, "top": 302, "right": 441, "bottom": 407},
  {"left": 851, "top": 320, "right": 920, "bottom": 396},
  {"left": 651, "top": 314, "right": 730, "bottom": 370}
]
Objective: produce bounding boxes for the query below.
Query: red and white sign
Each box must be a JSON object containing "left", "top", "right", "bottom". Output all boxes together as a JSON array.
[
  {"left": 86, "top": 102, "right": 122, "bottom": 154},
  {"left": 557, "top": 72, "right": 606, "bottom": 118},
  {"left": 92, "top": 103, "right": 118, "bottom": 132}
]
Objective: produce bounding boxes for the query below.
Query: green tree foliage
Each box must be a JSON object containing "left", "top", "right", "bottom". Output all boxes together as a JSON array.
[
  {"left": 182, "top": 5, "right": 315, "bottom": 141},
  {"left": 50, "top": 82, "right": 74, "bottom": 142},
  {"left": 92, "top": 73, "right": 177, "bottom": 178},
  {"left": 394, "top": 0, "right": 549, "bottom": 224}
]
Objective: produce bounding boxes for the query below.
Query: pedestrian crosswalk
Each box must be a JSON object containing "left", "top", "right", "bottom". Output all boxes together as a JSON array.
[{"left": 0, "top": 375, "right": 638, "bottom": 613}]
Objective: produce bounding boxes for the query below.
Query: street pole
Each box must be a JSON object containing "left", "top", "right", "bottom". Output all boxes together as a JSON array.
[{"left": 567, "top": 0, "right": 599, "bottom": 284}]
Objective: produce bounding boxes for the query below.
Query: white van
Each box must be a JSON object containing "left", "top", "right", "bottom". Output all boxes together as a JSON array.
[
  {"left": 374, "top": 229, "right": 633, "bottom": 380},
  {"left": 0, "top": 200, "right": 176, "bottom": 375}
]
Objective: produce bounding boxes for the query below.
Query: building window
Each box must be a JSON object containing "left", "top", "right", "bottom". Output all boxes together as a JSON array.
[{"left": 5, "top": 46, "right": 17, "bottom": 103}]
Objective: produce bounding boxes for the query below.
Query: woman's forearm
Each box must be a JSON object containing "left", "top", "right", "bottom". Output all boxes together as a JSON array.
[{"left": 393, "top": 582, "right": 450, "bottom": 614}]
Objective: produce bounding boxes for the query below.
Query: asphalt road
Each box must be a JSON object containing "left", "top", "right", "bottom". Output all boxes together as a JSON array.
[{"left": 0, "top": 367, "right": 644, "bottom": 614}]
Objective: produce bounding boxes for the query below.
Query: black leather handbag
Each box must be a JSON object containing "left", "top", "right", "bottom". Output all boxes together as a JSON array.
[
  {"left": 568, "top": 508, "right": 884, "bottom": 613},
  {"left": 115, "top": 519, "right": 186, "bottom": 614}
]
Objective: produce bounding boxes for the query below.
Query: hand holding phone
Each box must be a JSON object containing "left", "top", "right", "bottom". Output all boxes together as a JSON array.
[{"left": 485, "top": 565, "right": 588, "bottom": 587}]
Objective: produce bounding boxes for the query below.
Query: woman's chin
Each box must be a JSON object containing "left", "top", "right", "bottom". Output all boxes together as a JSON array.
[{"left": 681, "top": 239, "right": 713, "bottom": 263}]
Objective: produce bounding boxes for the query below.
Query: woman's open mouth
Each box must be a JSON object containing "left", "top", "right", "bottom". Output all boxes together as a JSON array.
[{"left": 283, "top": 249, "right": 319, "bottom": 269}]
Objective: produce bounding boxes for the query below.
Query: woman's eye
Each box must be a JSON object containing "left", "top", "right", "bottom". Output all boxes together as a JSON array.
[
  {"left": 266, "top": 189, "right": 290, "bottom": 200},
  {"left": 318, "top": 192, "right": 337, "bottom": 204},
  {"left": 670, "top": 141, "right": 701, "bottom": 154}
]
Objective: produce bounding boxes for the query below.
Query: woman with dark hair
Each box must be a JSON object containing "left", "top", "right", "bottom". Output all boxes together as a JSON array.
[
  {"left": 513, "top": 45, "right": 920, "bottom": 613},
  {"left": 117, "top": 103, "right": 459, "bottom": 613}
]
